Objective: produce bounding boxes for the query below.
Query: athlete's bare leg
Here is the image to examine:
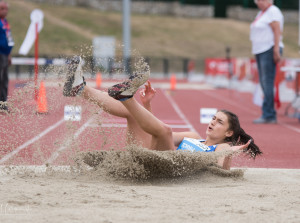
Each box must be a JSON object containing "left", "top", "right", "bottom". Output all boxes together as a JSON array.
[
  {"left": 172, "top": 131, "right": 201, "bottom": 147},
  {"left": 82, "top": 86, "right": 151, "bottom": 147},
  {"left": 121, "top": 97, "right": 175, "bottom": 151}
]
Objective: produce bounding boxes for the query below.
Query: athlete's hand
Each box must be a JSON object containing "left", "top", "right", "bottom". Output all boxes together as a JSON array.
[
  {"left": 230, "top": 140, "right": 251, "bottom": 152},
  {"left": 139, "top": 81, "right": 156, "bottom": 106}
]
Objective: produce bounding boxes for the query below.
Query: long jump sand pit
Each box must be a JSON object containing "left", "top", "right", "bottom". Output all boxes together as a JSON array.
[{"left": 1, "top": 148, "right": 300, "bottom": 222}]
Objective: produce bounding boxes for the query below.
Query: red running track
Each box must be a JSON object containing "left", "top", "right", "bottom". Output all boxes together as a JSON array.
[{"left": 1, "top": 79, "right": 299, "bottom": 168}]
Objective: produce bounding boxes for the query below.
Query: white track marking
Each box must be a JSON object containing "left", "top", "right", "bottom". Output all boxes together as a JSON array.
[
  {"left": 89, "top": 123, "right": 128, "bottom": 128},
  {"left": 201, "top": 90, "right": 259, "bottom": 115},
  {"left": 95, "top": 119, "right": 187, "bottom": 124},
  {"left": 202, "top": 90, "right": 300, "bottom": 134},
  {"left": 279, "top": 123, "right": 300, "bottom": 133},
  {"left": 161, "top": 90, "right": 197, "bottom": 133},
  {"left": 0, "top": 118, "right": 65, "bottom": 164},
  {"left": 46, "top": 117, "right": 94, "bottom": 164},
  {"left": 88, "top": 123, "right": 192, "bottom": 129},
  {"left": 1, "top": 165, "right": 299, "bottom": 176},
  {"left": 0, "top": 165, "right": 74, "bottom": 176}
]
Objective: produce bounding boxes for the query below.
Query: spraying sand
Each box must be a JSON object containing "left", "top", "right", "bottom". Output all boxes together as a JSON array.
[
  {"left": 76, "top": 145, "right": 244, "bottom": 180},
  {"left": 1, "top": 55, "right": 300, "bottom": 222}
]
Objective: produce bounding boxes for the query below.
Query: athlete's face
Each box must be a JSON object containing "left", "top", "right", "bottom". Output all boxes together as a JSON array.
[
  {"left": 0, "top": 2, "right": 8, "bottom": 19},
  {"left": 255, "top": 0, "right": 272, "bottom": 11},
  {"left": 206, "top": 111, "right": 233, "bottom": 142}
]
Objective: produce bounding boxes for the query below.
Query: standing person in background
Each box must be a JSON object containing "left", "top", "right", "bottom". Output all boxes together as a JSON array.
[
  {"left": 0, "top": 0, "right": 13, "bottom": 113},
  {"left": 250, "top": 0, "right": 284, "bottom": 124}
]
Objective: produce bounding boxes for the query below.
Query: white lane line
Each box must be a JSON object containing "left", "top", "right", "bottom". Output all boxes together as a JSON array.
[
  {"left": 0, "top": 165, "right": 74, "bottom": 176},
  {"left": 161, "top": 90, "right": 197, "bottom": 133},
  {"left": 0, "top": 118, "right": 65, "bottom": 164},
  {"left": 1, "top": 165, "right": 299, "bottom": 176},
  {"left": 279, "top": 123, "right": 300, "bottom": 134},
  {"left": 202, "top": 90, "right": 300, "bottom": 134},
  {"left": 88, "top": 123, "right": 192, "bottom": 129},
  {"left": 46, "top": 117, "right": 94, "bottom": 164},
  {"left": 100, "top": 119, "right": 186, "bottom": 124},
  {"left": 201, "top": 90, "right": 259, "bottom": 116}
]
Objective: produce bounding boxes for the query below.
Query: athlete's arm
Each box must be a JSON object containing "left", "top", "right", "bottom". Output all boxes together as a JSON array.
[
  {"left": 172, "top": 132, "right": 201, "bottom": 147},
  {"left": 216, "top": 140, "right": 251, "bottom": 170},
  {"left": 139, "top": 81, "right": 156, "bottom": 112}
]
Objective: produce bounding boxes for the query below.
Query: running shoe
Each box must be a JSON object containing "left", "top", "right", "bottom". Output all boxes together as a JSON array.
[
  {"left": 63, "top": 56, "right": 86, "bottom": 97},
  {"left": 108, "top": 65, "right": 150, "bottom": 101}
]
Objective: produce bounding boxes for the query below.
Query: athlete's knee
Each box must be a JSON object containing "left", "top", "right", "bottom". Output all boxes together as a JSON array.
[
  {"left": 159, "top": 124, "right": 173, "bottom": 138},
  {"left": 126, "top": 114, "right": 136, "bottom": 122}
]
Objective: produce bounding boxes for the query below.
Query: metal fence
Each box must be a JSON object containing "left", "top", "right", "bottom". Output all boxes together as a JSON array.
[{"left": 9, "top": 56, "right": 205, "bottom": 79}]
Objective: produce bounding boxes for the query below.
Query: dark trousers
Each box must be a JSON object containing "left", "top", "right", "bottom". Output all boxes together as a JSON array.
[
  {"left": 255, "top": 47, "right": 282, "bottom": 120},
  {"left": 0, "top": 54, "right": 9, "bottom": 105}
]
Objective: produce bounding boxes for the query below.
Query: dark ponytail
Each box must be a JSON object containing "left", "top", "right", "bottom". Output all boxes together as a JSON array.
[{"left": 219, "top": 109, "right": 262, "bottom": 159}]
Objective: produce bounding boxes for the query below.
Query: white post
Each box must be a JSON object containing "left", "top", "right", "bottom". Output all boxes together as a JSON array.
[
  {"left": 123, "top": 0, "right": 131, "bottom": 74},
  {"left": 299, "top": 0, "right": 300, "bottom": 48}
]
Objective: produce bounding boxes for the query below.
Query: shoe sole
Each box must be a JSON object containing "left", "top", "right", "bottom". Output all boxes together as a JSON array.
[{"left": 108, "top": 70, "right": 150, "bottom": 100}]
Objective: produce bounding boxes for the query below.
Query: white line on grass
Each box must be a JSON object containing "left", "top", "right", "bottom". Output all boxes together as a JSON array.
[
  {"left": 0, "top": 118, "right": 65, "bottom": 164},
  {"left": 162, "top": 90, "right": 197, "bottom": 133},
  {"left": 46, "top": 117, "right": 94, "bottom": 164}
]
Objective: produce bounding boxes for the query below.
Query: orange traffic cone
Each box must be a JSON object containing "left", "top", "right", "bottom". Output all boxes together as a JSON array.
[
  {"left": 96, "top": 72, "right": 102, "bottom": 89},
  {"left": 37, "top": 81, "right": 48, "bottom": 114},
  {"left": 170, "top": 74, "right": 176, "bottom": 90}
]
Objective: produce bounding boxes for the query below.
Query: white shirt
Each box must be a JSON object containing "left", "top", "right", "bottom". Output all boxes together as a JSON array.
[{"left": 250, "top": 5, "right": 284, "bottom": 55}]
